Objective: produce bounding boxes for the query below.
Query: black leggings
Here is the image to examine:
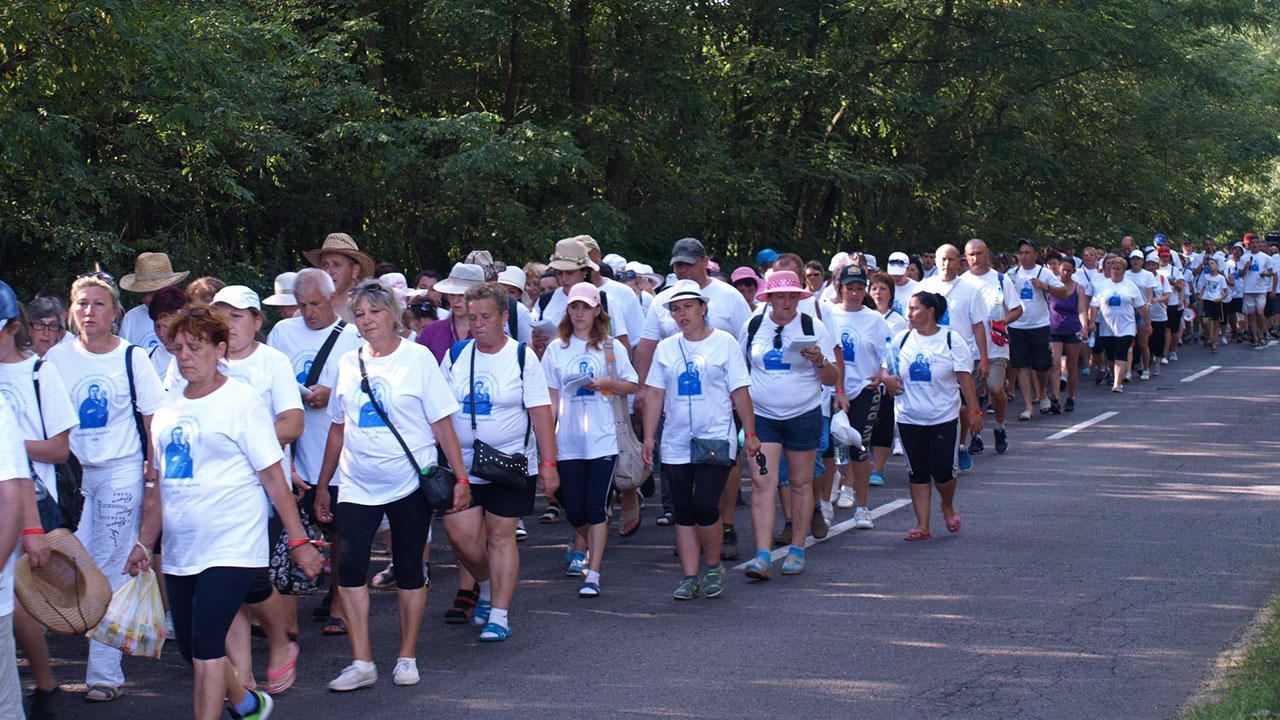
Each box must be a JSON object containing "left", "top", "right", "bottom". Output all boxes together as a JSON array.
[
  {"left": 556, "top": 456, "right": 616, "bottom": 527},
  {"left": 1148, "top": 319, "right": 1168, "bottom": 357},
  {"left": 870, "top": 389, "right": 895, "bottom": 447},
  {"left": 845, "top": 387, "right": 881, "bottom": 462},
  {"left": 166, "top": 566, "right": 263, "bottom": 663},
  {"left": 665, "top": 463, "right": 731, "bottom": 527},
  {"left": 897, "top": 420, "right": 959, "bottom": 485},
  {"left": 335, "top": 491, "right": 432, "bottom": 590}
]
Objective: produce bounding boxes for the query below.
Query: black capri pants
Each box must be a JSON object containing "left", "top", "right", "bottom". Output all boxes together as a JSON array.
[
  {"left": 845, "top": 387, "right": 881, "bottom": 463},
  {"left": 556, "top": 456, "right": 617, "bottom": 527},
  {"left": 166, "top": 566, "right": 263, "bottom": 663},
  {"left": 897, "top": 420, "right": 960, "bottom": 485},
  {"left": 1102, "top": 335, "right": 1135, "bottom": 363},
  {"left": 665, "top": 463, "right": 732, "bottom": 527},
  {"left": 870, "top": 389, "right": 895, "bottom": 448},
  {"left": 1147, "top": 319, "right": 1168, "bottom": 357},
  {"left": 335, "top": 491, "right": 432, "bottom": 590}
]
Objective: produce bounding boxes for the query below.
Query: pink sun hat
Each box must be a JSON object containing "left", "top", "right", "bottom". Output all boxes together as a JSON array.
[{"left": 755, "top": 270, "right": 812, "bottom": 302}]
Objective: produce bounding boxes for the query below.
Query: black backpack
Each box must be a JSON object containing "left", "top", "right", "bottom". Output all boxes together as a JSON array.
[{"left": 744, "top": 312, "right": 815, "bottom": 369}]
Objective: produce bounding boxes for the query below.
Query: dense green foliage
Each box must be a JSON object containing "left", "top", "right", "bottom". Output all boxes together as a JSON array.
[{"left": 4, "top": 0, "right": 1280, "bottom": 297}]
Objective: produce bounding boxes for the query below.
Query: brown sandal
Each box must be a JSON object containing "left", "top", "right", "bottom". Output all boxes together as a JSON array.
[{"left": 444, "top": 589, "right": 477, "bottom": 624}]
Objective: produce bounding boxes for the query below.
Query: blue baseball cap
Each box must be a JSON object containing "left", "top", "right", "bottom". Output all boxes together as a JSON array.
[
  {"left": 1153, "top": 233, "right": 1167, "bottom": 246},
  {"left": 0, "top": 280, "right": 20, "bottom": 334},
  {"left": 756, "top": 248, "right": 779, "bottom": 265}
]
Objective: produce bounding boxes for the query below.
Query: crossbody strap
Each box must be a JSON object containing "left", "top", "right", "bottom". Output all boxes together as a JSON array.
[
  {"left": 677, "top": 338, "right": 695, "bottom": 431},
  {"left": 306, "top": 320, "right": 347, "bottom": 388},
  {"left": 32, "top": 358, "right": 48, "bottom": 440},
  {"left": 469, "top": 341, "right": 530, "bottom": 444},
  {"left": 357, "top": 347, "right": 422, "bottom": 475},
  {"left": 124, "top": 345, "right": 149, "bottom": 462}
]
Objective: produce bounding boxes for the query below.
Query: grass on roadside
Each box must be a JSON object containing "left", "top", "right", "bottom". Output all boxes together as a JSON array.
[{"left": 1181, "top": 596, "right": 1280, "bottom": 719}]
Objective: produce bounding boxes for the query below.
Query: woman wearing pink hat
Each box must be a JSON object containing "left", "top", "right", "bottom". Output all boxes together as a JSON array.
[
  {"left": 731, "top": 267, "right": 763, "bottom": 311},
  {"left": 740, "top": 271, "right": 838, "bottom": 579},
  {"left": 543, "top": 284, "right": 639, "bottom": 597}
]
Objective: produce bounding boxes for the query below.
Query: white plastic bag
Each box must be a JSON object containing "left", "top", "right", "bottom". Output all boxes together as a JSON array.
[{"left": 86, "top": 568, "right": 166, "bottom": 659}]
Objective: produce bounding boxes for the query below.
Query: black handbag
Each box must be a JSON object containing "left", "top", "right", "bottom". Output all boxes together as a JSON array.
[
  {"left": 357, "top": 348, "right": 456, "bottom": 512},
  {"left": 32, "top": 360, "right": 84, "bottom": 530},
  {"left": 677, "top": 339, "right": 733, "bottom": 466},
  {"left": 466, "top": 342, "right": 534, "bottom": 490}
]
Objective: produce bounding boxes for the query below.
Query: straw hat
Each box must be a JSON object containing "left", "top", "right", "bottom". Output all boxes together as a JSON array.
[
  {"left": 15, "top": 529, "right": 112, "bottom": 635},
  {"left": 118, "top": 253, "right": 189, "bottom": 293},
  {"left": 755, "top": 270, "right": 812, "bottom": 302},
  {"left": 548, "top": 238, "right": 599, "bottom": 272},
  {"left": 303, "top": 233, "right": 375, "bottom": 279}
]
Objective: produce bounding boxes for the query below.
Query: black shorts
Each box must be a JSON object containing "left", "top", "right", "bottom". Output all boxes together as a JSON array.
[
  {"left": 870, "top": 390, "right": 895, "bottom": 447},
  {"left": 1102, "top": 335, "right": 1135, "bottom": 362},
  {"left": 469, "top": 476, "right": 537, "bottom": 518},
  {"left": 843, "top": 387, "right": 881, "bottom": 463},
  {"left": 1048, "top": 332, "right": 1080, "bottom": 344},
  {"left": 1008, "top": 326, "right": 1052, "bottom": 371},
  {"left": 1202, "top": 301, "right": 1225, "bottom": 324},
  {"left": 1167, "top": 306, "right": 1183, "bottom": 327},
  {"left": 897, "top": 420, "right": 959, "bottom": 485},
  {"left": 1227, "top": 297, "right": 1244, "bottom": 315}
]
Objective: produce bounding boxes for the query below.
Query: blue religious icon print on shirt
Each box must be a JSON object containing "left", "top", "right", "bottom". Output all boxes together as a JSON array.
[
  {"left": 464, "top": 380, "right": 494, "bottom": 415},
  {"left": 1020, "top": 281, "right": 1034, "bottom": 300},
  {"left": 1107, "top": 294, "right": 1122, "bottom": 307},
  {"left": 908, "top": 352, "right": 932, "bottom": 382},
  {"left": 78, "top": 383, "right": 110, "bottom": 429},
  {"left": 295, "top": 359, "right": 314, "bottom": 385},
  {"left": 677, "top": 359, "right": 702, "bottom": 396},
  {"left": 762, "top": 346, "right": 791, "bottom": 371},
  {"left": 164, "top": 425, "right": 194, "bottom": 479},
  {"left": 573, "top": 358, "right": 596, "bottom": 397},
  {"left": 840, "top": 330, "right": 858, "bottom": 362},
  {"left": 938, "top": 307, "right": 950, "bottom": 326},
  {"left": 358, "top": 383, "right": 389, "bottom": 428}
]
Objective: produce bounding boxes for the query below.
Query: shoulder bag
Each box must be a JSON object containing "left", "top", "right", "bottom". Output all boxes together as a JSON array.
[
  {"left": 32, "top": 359, "right": 83, "bottom": 531},
  {"left": 467, "top": 341, "right": 534, "bottom": 490},
  {"left": 677, "top": 337, "right": 732, "bottom": 466},
  {"left": 356, "top": 347, "right": 455, "bottom": 512},
  {"left": 604, "top": 338, "right": 648, "bottom": 490}
]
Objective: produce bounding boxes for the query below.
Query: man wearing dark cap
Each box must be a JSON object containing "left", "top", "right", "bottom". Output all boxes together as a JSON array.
[{"left": 1008, "top": 238, "right": 1070, "bottom": 419}]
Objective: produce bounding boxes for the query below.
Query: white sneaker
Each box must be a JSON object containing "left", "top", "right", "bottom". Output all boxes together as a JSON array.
[
  {"left": 891, "top": 438, "right": 904, "bottom": 456},
  {"left": 1221, "top": 336, "right": 1228, "bottom": 345},
  {"left": 1160, "top": 357, "right": 1169, "bottom": 365},
  {"left": 820, "top": 501, "right": 834, "bottom": 526},
  {"left": 1139, "top": 370, "right": 1151, "bottom": 381},
  {"left": 854, "top": 507, "right": 874, "bottom": 529},
  {"left": 393, "top": 658, "right": 420, "bottom": 686},
  {"left": 1169, "top": 351, "right": 1178, "bottom": 361},
  {"left": 835, "top": 486, "right": 856, "bottom": 509},
  {"left": 328, "top": 662, "right": 377, "bottom": 691}
]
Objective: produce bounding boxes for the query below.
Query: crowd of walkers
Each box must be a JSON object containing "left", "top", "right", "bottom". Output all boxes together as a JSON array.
[{"left": 1, "top": 229, "right": 1277, "bottom": 718}]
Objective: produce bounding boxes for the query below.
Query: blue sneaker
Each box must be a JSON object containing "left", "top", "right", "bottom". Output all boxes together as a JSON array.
[
  {"left": 566, "top": 551, "right": 586, "bottom": 577},
  {"left": 478, "top": 622, "right": 511, "bottom": 642},
  {"left": 470, "top": 600, "right": 491, "bottom": 628},
  {"left": 958, "top": 446, "right": 972, "bottom": 473},
  {"left": 869, "top": 472, "right": 885, "bottom": 486}
]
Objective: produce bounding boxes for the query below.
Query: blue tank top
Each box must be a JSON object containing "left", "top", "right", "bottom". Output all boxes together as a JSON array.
[{"left": 1049, "top": 284, "right": 1081, "bottom": 335}]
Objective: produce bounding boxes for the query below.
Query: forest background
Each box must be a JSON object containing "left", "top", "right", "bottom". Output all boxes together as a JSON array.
[{"left": 4, "top": 0, "right": 1280, "bottom": 296}]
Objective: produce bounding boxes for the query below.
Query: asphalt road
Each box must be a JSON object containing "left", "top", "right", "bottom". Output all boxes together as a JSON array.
[{"left": 28, "top": 338, "right": 1280, "bottom": 720}]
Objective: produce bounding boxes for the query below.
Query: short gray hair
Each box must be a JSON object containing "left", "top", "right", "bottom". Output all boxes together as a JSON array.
[
  {"left": 463, "top": 282, "right": 508, "bottom": 316},
  {"left": 349, "top": 278, "right": 404, "bottom": 334},
  {"left": 293, "top": 267, "right": 335, "bottom": 298},
  {"left": 27, "top": 297, "right": 64, "bottom": 324}
]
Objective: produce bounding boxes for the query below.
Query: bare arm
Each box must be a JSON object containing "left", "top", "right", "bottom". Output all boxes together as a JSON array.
[
  {"left": 530, "top": 405, "right": 559, "bottom": 496},
  {"left": 23, "top": 429, "right": 69, "bottom": 464},
  {"left": 0, "top": 481, "right": 23, "bottom": 565},
  {"left": 274, "top": 408, "right": 304, "bottom": 446}
]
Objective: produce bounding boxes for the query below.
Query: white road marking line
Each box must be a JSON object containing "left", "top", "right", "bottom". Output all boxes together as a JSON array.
[
  {"left": 1181, "top": 365, "right": 1221, "bottom": 383},
  {"left": 1044, "top": 411, "right": 1119, "bottom": 441},
  {"left": 732, "top": 497, "right": 913, "bottom": 569}
]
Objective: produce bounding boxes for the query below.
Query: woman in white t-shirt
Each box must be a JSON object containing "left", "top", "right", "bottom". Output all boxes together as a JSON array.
[
  {"left": 1088, "top": 255, "right": 1150, "bottom": 392},
  {"left": 314, "top": 280, "right": 469, "bottom": 687},
  {"left": 880, "top": 292, "right": 982, "bottom": 541},
  {"left": 641, "top": 280, "right": 760, "bottom": 601},
  {"left": 441, "top": 282, "right": 559, "bottom": 643},
  {"left": 124, "top": 305, "right": 322, "bottom": 720},
  {"left": 544, "top": 283, "right": 639, "bottom": 598},
  {"left": 740, "top": 271, "right": 837, "bottom": 580},
  {"left": 0, "top": 283, "right": 73, "bottom": 711},
  {"left": 866, "top": 272, "right": 907, "bottom": 486},
  {"left": 43, "top": 272, "right": 166, "bottom": 702},
  {"left": 1143, "top": 254, "right": 1172, "bottom": 376}
]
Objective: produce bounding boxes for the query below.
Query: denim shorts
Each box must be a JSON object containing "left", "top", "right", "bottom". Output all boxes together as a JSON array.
[{"left": 755, "top": 405, "right": 824, "bottom": 451}]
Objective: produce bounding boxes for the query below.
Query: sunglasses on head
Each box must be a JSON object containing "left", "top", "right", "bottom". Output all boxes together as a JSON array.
[{"left": 77, "top": 270, "right": 116, "bottom": 284}]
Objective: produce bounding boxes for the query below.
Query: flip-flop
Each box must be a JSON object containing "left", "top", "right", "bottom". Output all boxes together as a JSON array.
[
  {"left": 944, "top": 513, "right": 962, "bottom": 533},
  {"left": 264, "top": 641, "right": 299, "bottom": 694},
  {"left": 617, "top": 496, "right": 643, "bottom": 537},
  {"left": 903, "top": 528, "right": 933, "bottom": 541},
  {"left": 321, "top": 617, "right": 348, "bottom": 636},
  {"left": 85, "top": 684, "right": 123, "bottom": 702}
]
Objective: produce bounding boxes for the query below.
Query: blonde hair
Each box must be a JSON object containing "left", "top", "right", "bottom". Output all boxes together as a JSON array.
[
  {"left": 556, "top": 305, "right": 611, "bottom": 351},
  {"left": 69, "top": 274, "right": 122, "bottom": 334}
]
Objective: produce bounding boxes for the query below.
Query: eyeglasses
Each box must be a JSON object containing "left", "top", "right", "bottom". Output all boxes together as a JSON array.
[
  {"left": 806, "top": 272, "right": 822, "bottom": 278},
  {"left": 617, "top": 270, "right": 638, "bottom": 281},
  {"left": 30, "top": 321, "right": 62, "bottom": 332},
  {"left": 77, "top": 271, "right": 115, "bottom": 284}
]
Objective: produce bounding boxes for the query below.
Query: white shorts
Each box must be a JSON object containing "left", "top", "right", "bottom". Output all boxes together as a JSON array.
[{"left": 1244, "top": 293, "right": 1267, "bottom": 315}]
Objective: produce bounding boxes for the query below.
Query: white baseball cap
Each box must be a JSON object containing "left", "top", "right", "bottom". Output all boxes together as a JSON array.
[
  {"left": 828, "top": 251, "right": 850, "bottom": 273},
  {"left": 887, "top": 251, "right": 910, "bottom": 276},
  {"left": 212, "top": 285, "right": 261, "bottom": 311},
  {"left": 601, "top": 253, "right": 627, "bottom": 273},
  {"left": 497, "top": 266, "right": 526, "bottom": 291}
]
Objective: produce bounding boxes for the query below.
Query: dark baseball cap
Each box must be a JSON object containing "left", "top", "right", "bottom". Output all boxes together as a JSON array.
[
  {"left": 670, "top": 237, "right": 708, "bottom": 266},
  {"left": 838, "top": 264, "right": 869, "bottom": 285},
  {"left": 1016, "top": 238, "right": 1037, "bottom": 250}
]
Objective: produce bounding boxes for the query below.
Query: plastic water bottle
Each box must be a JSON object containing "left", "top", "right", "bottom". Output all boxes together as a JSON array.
[
  {"left": 832, "top": 441, "right": 850, "bottom": 466},
  {"left": 885, "top": 337, "right": 900, "bottom": 376}
]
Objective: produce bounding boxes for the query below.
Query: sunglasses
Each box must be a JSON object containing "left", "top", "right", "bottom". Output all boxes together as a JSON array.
[
  {"left": 77, "top": 270, "right": 116, "bottom": 284},
  {"left": 617, "top": 270, "right": 638, "bottom": 281},
  {"left": 408, "top": 301, "right": 434, "bottom": 312},
  {"left": 755, "top": 452, "right": 768, "bottom": 476}
]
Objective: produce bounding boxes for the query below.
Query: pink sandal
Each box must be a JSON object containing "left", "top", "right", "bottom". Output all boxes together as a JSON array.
[
  {"left": 264, "top": 641, "right": 299, "bottom": 694},
  {"left": 945, "top": 513, "right": 962, "bottom": 533},
  {"left": 904, "top": 528, "right": 933, "bottom": 541}
]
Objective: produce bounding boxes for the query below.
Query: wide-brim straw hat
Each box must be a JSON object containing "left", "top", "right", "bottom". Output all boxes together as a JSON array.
[
  {"left": 15, "top": 529, "right": 112, "bottom": 635},
  {"left": 548, "top": 238, "right": 599, "bottom": 272},
  {"left": 118, "top": 252, "right": 189, "bottom": 293},
  {"left": 303, "top": 233, "right": 375, "bottom": 279}
]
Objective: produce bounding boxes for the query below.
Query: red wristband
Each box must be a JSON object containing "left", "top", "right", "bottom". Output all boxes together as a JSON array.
[
  {"left": 540, "top": 461, "right": 557, "bottom": 468},
  {"left": 21, "top": 528, "right": 44, "bottom": 536},
  {"left": 834, "top": 389, "right": 846, "bottom": 395},
  {"left": 969, "top": 410, "right": 983, "bottom": 415},
  {"left": 287, "top": 538, "right": 313, "bottom": 549},
  {"left": 455, "top": 476, "right": 470, "bottom": 485},
  {"left": 745, "top": 433, "right": 757, "bottom": 438}
]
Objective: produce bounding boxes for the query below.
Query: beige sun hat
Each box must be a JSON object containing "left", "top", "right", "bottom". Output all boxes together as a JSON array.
[
  {"left": 547, "top": 238, "right": 599, "bottom": 272},
  {"left": 15, "top": 529, "right": 113, "bottom": 635},
  {"left": 261, "top": 271, "right": 298, "bottom": 307},
  {"left": 433, "top": 263, "right": 487, "bottom": 295},
  {"left": 303, "top": 233, "right": 375, "bottom": 279},
  {"left": 118, "top": 252, "right": 190, "bottom": 293}
]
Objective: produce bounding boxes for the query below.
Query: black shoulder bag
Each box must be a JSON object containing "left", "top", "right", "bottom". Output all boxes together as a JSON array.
[
  {"left": 31, "top": 359, "right": 83, "bottom": 531},
  {"left": 124, "top": 345, "right": 149, "bottom": 464},
  {"left": 356, "top": 348, "right": 455, "bottom": 511},
  {"left": 467, "top": 341, "right": 534, "bottom": 490},
  {"left": 677, "top": 337, "right": 732, "bottom": 466},
  {"left": 291, "top": 319, "right": 346, "bottom": 460}
]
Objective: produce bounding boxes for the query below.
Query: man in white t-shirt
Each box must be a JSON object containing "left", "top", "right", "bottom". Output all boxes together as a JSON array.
[
  {"left": 0, "top": 403, "right": 28, "bottom": 720},
  {"left": 962, "top": 239, "right": 1023, "bottom": 455},
  {"left": 885, "top": 252, "right": 919, "bottom": 317},
  {"left": 1124, "top": 249, "right": 1159, "bottom": 378},
  {"left": 118, "top": 252, "right": 189, "bottom": 352},
  {"left": 917, "top": 244, "right": 989, "bottom": 469},
  {"left": 1008, "top": 239, "right": 1069, "bottom": 417},
  {"left": 303, "top": 232, "right": 375, "bottom": 324},
  {"left": 920, "top": 249, "right": 938, "bottom": 279},
  {"left": 1239, "top": 233, "right": 1275, "bottom": 347}
]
